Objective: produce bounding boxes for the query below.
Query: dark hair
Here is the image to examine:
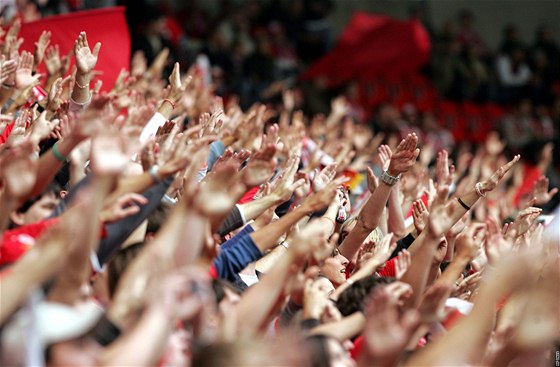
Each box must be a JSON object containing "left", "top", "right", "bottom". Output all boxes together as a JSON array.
[
  {"left": 211, "top": 279, "right": 243, "bottom": 303},
  {"left": 15, "top": 181, "right": 61, "bottom": 214},
  {"left": 107, "top": 242, "right": 146, "bottom": 297},
  {"left": 146, "top": 202, "right": 173, "bottom": 235},
  {"left": 336, "top": 276, "right": 395, "bottom": 316},
  {"left": 306, "top": 335, "right": 332, "bottom": 367}
]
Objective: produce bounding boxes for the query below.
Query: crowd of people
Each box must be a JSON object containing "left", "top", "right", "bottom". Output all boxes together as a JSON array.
[{"left": 1, "top": 3, "right": 560, "bottom": 367}]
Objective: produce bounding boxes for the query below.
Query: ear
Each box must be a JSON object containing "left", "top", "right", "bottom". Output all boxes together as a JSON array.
[{"left": 9, "top": 211, "right": 25, "bottom": 227}]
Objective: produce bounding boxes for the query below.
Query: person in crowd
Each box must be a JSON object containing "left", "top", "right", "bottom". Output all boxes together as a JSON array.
[{"left": 0, "top": 7, "right": 559, "bottom": 367}]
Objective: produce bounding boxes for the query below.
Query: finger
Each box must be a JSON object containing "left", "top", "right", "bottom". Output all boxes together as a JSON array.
[{"left": 91, "top": 42, "right": 101, "bottom": 58}]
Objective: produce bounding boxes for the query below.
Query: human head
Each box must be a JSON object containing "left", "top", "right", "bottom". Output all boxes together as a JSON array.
[
  {"left": 319, "top": 247, "right": 349, "bottom": 287},
  {"left": 336, "top": 276, "right": 395, "bottom": 316},
  {"left": 9, "top": 182, "right": 61, "bottom": 228}
]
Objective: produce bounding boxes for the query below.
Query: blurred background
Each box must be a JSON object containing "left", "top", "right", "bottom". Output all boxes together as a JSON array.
[{"left": 3, "top": 0, "right": 560, "bottom": 194}]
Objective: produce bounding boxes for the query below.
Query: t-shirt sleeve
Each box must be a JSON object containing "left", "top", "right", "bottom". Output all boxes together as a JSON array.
[{"left": 213, "top": 232, "right": 263, "bottom": 281}]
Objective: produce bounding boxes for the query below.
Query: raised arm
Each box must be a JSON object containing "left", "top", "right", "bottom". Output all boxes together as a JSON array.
[{"left": 340, "top": 134, "right": 420, "bottom": 260}]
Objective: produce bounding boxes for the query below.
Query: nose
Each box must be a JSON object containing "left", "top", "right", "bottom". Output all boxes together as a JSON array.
[{"left": 338, "top": 253, "right": 349, "bottom": 266}]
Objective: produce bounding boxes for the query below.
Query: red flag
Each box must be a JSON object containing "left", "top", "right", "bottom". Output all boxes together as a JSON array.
[
  {"left": 18, "top": 7, "right": 130, "bottom": 91},
  {"left": 302, "top": 12, "right": 431, "bottom": 86}
]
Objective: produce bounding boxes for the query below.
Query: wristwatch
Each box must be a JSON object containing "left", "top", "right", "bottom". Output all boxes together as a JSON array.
[{"left": 380, "top": 170, "right": 400, "bottom": 186}]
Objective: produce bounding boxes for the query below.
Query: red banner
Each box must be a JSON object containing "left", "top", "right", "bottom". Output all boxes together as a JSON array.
[
  {"left": 302, "top": 12, "right": 431, "bottom": 86},
  {"left": 18, "top": 7, "right": 130, "bottom": 91}
]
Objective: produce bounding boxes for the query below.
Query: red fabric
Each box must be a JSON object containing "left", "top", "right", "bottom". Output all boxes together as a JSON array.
[
  {"left": 0, "top": 122, "right": 15, "bottom": 145},
  {"left": 350, "top": 335, "right": 364, "bottom": 360},
  {"left": 514, "top": 164, "right": 542, "bottom": 206},
  {"left": 0, "top": 218, "right": 60, "bottom": 266},
  {"left": 208, "top": 264, "right": 218, "bottom": 279},
  {"left": 237, "top": 186, "right": 259, "bottom": 204},
  {"left": 18, "top": 7, "right": 130, "bottom": 91},
  {"left": 377, "top": 257, "right": 396, "bottom": 278},
  {"left": 301, "top": 13, "right": 431, "bottom": 86}
]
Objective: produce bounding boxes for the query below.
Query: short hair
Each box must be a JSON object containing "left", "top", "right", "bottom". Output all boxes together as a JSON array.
[
  {"left": 146, "top": 202, "right": 173, "bottom": 235},
  {"left": 336, "top": 276, "right": 395, "bottom": 316},
  {"left": 16, "top": 181, "right": 61, "bottom": 214},
  {"left": 107, "top": 242, "right": 146, "bottom": 297},
  {"left": 211, "top": 279, "right": 243, "bottom": 303}
]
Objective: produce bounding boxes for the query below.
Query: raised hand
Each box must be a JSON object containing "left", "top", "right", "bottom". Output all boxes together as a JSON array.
[
  {"left": 436, "top": 150, "right": 454, "bottom": 187},
  {"left": 291, "top": 219, "right": 333, "bottom": 262},
  {"left": 44, "top": 45, "right": 62, "bottom": 76},
  {"left": 0, "top": 140, "right": 37, "bottom": 198},
  {"left": 0, "top": 55, "right": 17, "bottom": 84},
  {"left": 34, "top": 30, "right": 51, "bottom": 68},
  {"left": 478, "top": 155, "right": 520, "bottom": 195},
  {"left": 378, "top": 144, "right": 392, "bottom": 171},
  {"left": 427, "top": 184, "right": 452, "bottom": 238},
  {"left": 90, "top": 131, "right": 129, "bottom": 176},
  {"left": 412, "top": 199, "right": 429, "bottom": 234},
  {"left": 508, "top": 206, "right": 541, "bottom": 238},
  {"left": 312, "top": 162, "right": 337, "bottom": 192},
  {"left": 300, "top": 176, "right": 348, "bottom": 214},
  {"left": 531, "top": 176, "right": 558, "bottom": 206},
  {"left": 167, "top": 62, "right": 186, "bottom": 103},
  {"left": 100, "top": 193, "right": 148, "bottom": 223},
  {"left": 395, "top": 249, "right": 411, "bottom": 280},
  {"left": 29, "top": 111, "right": 59, "bottom": 144},
  {"left": 242, "top": 143, "right": 276, "bottom": 187},
  {"left": 270, "top": 154, "right": 304, "bottom": 204},
  {"left": 73, "top": 32, "right": 101, "bottom": 74},
  {"left": 195, "top": 159, "right": 246, "bottom": 217},
  {"left": 366, "top": 166, "right": 378, "bottom": 193},
  {"left": 362, "top": 286, "right": 421, "bottom": 366},
  {"left": 387, "top": 133, "right": 420, "bottom": 176},
  {"left": 15, "top": 51, "right": 40, "bottom": 90},
  {"left": 417, "top": 282, "right": 453, "bottom": 324},
  {"left": 454, "top": 223, "right": 485, "bottom": 261},
  {"left": 484, "top": 217, "right": 513, "bottom": 266},
  {"left": 46, "top": 77, "right": 65, "bottom": 113}
]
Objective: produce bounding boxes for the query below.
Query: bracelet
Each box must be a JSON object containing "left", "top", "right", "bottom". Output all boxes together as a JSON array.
[
  {"left": 52, "top": 142, "right": 68, "bottom": 162},
  {"left": 346, "top": 278, "right": 354, "bottom": 286},
  {"left": 279, "top": 241, "right": 289, "bottom": 249},
  {"left": 2, "top": 83, "right": 14, "bottom": 89},
  {"left": 457, "top": 197, "right": 471, "bottom": 211},
  {"left": 162, "top": 98, "right": 176, "bottom": 110},
  {"left": 149, "top": 165, "right": 162, "bottom": 183},
  {"left": 475, "top": 182, "right": 486, "bottom": 197},
  {"left": 74, "top": 79, "right": 89, "bottom": 89}
]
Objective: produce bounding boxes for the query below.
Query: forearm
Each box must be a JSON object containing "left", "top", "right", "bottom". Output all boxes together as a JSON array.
[
  {"left": 102, "top": 306, "right": 172, "bottom": 367},
  {"left": 400, "top": 232, "right": 438, "bottom": 308},
  {"left": 309, "top": 312, "right": 366, "bottom": 341},
  {"left": 339, "top": 182, "right": 392, "bottom": 259},
  {"left": 238, "top": 195, "right": 279, "bottom": 222},
  {"left": 71, "top": 71, "right": 91, "bottom": 104},
  {"left": 387, "top": 188, "right": 406, "bottom": 238},
  {"left": 255, "top": 244, "right": 287, "bottom": 274},
  {"left": 438, "top": 256, "right": 469, "bottom": 286},
  {"left": 27, "top": 136, "right": 80, "bottom": 200},
  {"left": 250, "top": 206, "right": 308, "bottom": 253},
  {"left": 236, "top": 250, "right": 300, "bottom": 335}
]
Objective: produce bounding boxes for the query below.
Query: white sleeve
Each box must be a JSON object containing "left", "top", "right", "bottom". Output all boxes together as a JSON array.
[{"left": 139, "top": 112, "right": 167, "bottom": 143}]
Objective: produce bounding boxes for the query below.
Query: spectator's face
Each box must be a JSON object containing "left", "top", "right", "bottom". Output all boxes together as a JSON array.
[
  {"left": 11, "top": 192, "right": 59, "bottom": 227},
  {"left": 320, "top": 248, "right": 349, "bottom": 286}
]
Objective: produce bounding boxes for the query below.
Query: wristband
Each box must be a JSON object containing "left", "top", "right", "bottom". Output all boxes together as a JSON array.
[
  {"left": 279, "top": 241, "right": 289, "bottom": 249},
  {"left": 457, "top": 197, "right": 471, "bottom": 211},
  {"left": 475, "top": 182, "right": 486, "bottom": 197},
  {"left": 52, "top": 142, "right": 68, "bottom": 162},
  {"left": 162, "top": 98, "right": 176, "bottom": 110}
]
